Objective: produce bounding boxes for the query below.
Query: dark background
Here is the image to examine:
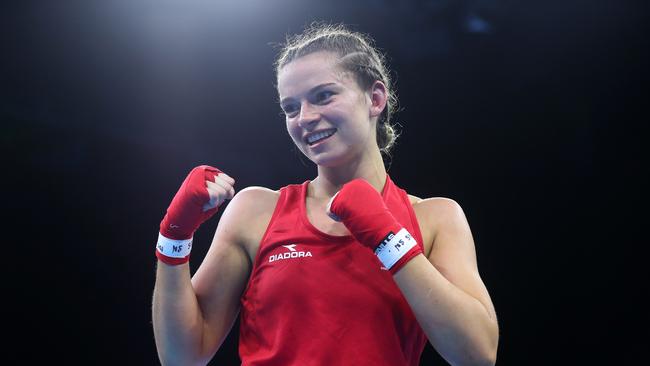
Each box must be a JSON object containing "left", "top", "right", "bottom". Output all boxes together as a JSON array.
[{"left": 3, "top": 0, "right": 647, "bottom": 364}]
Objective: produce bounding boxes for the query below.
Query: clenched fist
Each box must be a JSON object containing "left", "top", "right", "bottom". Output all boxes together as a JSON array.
[{"left": 156, "top": 165, "right": 235, "bottom": 265}]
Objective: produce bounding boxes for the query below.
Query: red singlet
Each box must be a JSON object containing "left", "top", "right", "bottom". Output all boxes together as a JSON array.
[{"left": 239, "top": 175, "right": 427, "bottom": 365}]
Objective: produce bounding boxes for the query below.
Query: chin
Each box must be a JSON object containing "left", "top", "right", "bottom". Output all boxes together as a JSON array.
[
  {"left": 306, "top": 149, "right": 353, "bottom": 168},
  {"left": 311, "top": 157, "right": 340, "bottom": 168}
]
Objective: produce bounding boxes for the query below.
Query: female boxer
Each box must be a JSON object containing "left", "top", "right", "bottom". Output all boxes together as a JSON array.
[{"left": 153, "top": 23, "right": 498, "bottom": 366}]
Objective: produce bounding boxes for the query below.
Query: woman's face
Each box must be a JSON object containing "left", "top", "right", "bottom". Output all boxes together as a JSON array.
[{"left": 277, "top": 51, "right": 377, "bottom": 167}]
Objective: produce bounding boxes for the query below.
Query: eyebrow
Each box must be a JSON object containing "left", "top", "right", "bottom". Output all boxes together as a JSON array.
[{"left": 279, "top": 83, "right": 337, "bottom": 105}]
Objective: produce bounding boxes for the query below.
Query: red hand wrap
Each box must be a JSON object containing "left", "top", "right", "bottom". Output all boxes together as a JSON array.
[
  {"left": 328, "top": 179, "right": 422, "bottom": 274},
  {"left": 156, "top": 165, "right": 221, "bottom": 265}
]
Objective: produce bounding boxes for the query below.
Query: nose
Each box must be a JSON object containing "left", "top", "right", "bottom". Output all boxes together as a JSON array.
[{"left": 297, "top": 101, "right": 320, "bottom": 129}]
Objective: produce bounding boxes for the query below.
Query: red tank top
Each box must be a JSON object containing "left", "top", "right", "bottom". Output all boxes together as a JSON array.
[{"left": 238, "top": 175, "right": 427, "bottom": 365}]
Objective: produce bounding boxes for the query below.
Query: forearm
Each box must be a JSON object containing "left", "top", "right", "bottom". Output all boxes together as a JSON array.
[
  {"left": 393, "top": 255, "right": 498, "bottom": 366},
  {"left": 152, "top": 261, "right": 206, "bottom": 365}
]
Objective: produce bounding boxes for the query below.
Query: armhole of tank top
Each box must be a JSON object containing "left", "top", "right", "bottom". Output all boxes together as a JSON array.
[
  {"left": 401, "top": 188, "right": 425, "bottom": 251},
  {"left": 240, "top": 187, "right": 286, "bottom": 300},
  {"left": 251, "top": 187, "right": 286, "bottom": 269}
]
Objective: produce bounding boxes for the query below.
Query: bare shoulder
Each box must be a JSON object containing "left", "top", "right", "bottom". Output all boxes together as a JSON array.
[
  {"left": 227, "top": 186, "right": 280, "bottom": 217},
  {"left": 407, "top": 195, "right": 468, "bottom": 257},
  {"left": 220, "top": 186, "right": 280, "bottom": 260},
  {"left": 193, "top": 186, "right": 280, "bottom": 289},
  {"left": 407, "top": 194, "right": 423, "bottom": 204},
  {"left": 408, "top": 193, "right": 464, "bottom": 209},
  {"left": 412, "top": 196, "right": 465, "bottom": 221},
  {"left": 413, "top": 197, "right": 468, "bottom": 237},
  {"left": 222, "top": 186, "right": 280, "bottom": 223}
]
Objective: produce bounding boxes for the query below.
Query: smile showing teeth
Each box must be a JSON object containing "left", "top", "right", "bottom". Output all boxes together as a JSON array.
[{"left": 306, "top": 129, "right": 336, "bottom": 145}]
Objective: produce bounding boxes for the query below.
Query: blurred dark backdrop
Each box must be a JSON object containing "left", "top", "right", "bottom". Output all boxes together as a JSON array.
[{"left": 2, "top": 0, "right": 647, "bottom": 364}]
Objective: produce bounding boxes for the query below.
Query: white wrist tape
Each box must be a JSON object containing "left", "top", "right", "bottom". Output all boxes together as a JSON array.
[
  {"left": 374, "top": 228, "right": 418, "bottom": 270},
  {"left": 156, "top": 233, "right": 193, "bottom": 258}
]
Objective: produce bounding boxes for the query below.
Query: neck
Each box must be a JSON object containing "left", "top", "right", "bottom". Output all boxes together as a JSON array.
[{"left": 310, "top": 146, "right": 387, "bottom": 200}]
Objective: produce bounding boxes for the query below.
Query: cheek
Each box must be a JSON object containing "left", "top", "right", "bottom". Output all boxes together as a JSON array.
[{"left": 286, "top": 120, "right": 303, "bottom": 145}]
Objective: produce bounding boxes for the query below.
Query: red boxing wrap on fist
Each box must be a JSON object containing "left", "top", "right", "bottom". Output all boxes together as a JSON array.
[
  {"left": 156, "top": 165, "right": 222, "bottom": 265},
  {"left": 328, "top": 178, "right": 423, "bottom": 274}
]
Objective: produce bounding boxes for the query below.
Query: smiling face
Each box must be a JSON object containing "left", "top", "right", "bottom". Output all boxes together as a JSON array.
[{"left": 278, "top": 51, "right": 381, "bottom": 167}]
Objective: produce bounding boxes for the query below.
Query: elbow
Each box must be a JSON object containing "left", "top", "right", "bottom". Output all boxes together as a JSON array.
[
  {"left": 462, "top": 331, "right": 498, "bottom": 366},
  {"left": 478, "top": 349, "right": 497, "bottom": 366},
  {"left": 477, "top": 329, "right": 498, "bottom": 366},
  {"left": 474, "top": 315, "right": 499, "bottom": 366},
  {"left": 463, "top": 350, "right": 497, "bottom": 366},
  {"left": 474, "top": 333, "right": 498, "bottom": 366},
  {"left": 156, "top": 344, "right": 209, "bottom": 366},
  {"left": 448, "top": 342, "right": 497, "bottom": 366},
  {"left": 158, "top": 354, "right": 206, "bottom": 366},
  {"left": 457, "top": 351, "right": 496, "bottom": 366}
]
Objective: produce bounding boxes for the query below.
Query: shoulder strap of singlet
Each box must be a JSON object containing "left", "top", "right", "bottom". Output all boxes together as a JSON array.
[
  {"left": 387, "top": 175, "right": 425, "bottom": 250},
  {"left": 252, "top": 182, "right": 307, "bottom": 264}
]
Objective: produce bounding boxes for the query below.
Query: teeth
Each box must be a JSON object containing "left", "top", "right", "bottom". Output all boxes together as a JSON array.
[{"left": 307, "top": 130, "right": 335, "bottom": 144}]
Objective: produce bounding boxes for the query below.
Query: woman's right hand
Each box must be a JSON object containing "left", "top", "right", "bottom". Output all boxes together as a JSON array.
[
  {"left": 156, "top": 165, "right": 235, "bottom": 265},
  {"left": 202, "top": 168, "right": 236, "bottom": 213}
]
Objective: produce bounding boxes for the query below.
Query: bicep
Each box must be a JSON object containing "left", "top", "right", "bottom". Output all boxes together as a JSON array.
[
  {"left": 427, "top": 199, "right": 497, "bottom": 320},
  {"left": 190, "top": 195, "right": 254, "bottom": 359}
]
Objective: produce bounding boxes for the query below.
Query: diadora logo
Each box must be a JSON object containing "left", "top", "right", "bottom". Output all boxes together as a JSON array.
[{"left": 269, "top": 243, "right": 313, "bottom": 263}]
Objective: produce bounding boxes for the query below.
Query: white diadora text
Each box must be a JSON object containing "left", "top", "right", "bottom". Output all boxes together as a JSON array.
[{"left": 269, "top": 248, "right": 312, "bottom": 262}]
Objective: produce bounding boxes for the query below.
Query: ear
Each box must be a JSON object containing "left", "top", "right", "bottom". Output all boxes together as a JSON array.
[{"left": 368, "top": 80, "right": 388, "bottom": 119}]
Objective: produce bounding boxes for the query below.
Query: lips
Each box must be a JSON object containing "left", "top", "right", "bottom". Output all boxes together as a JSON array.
[{"left": 304, "top": 128, "right": 337, "bottom": 146}]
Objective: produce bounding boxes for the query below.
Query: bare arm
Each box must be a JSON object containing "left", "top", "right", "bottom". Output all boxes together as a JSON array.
[
  {"left": 152, "top": 245, "right": 249, "bottom": 365},
  {"left": 152, "top": 261, "right": 209, "bottom": 365},
  {"left": 393, "top": 198, "right": 499, "bottom": 366},
  {"left": 152, "top": 186, "right": 273, "bottom": 365}
]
